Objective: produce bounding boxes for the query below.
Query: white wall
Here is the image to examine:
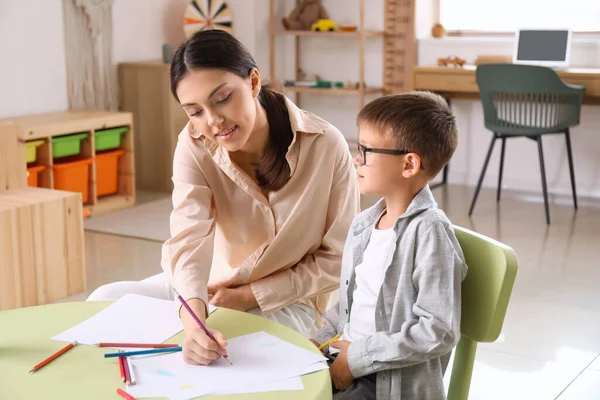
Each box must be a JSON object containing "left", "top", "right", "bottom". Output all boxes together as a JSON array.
[
  {"left": 0, "top": 0, "right": 257, "bottom": 118},
  {"left": 0, "top": 0, "right": 68, "bottom": 117}
]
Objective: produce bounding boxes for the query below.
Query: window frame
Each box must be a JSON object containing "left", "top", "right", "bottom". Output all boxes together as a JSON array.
[{"left": 433, "top": 0, "right": 600, "bottom": 36}]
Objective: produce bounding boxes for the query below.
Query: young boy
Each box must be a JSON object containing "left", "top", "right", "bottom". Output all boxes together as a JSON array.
[{"left": 311, "top": 92, "right": 468, "bottom": 400}]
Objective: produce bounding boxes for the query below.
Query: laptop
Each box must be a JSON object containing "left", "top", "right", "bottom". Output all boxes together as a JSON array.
[{"left": 513, "top": 29, "right": 572, "bottom": 70}]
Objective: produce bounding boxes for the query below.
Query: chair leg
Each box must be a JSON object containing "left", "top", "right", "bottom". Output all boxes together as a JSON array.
[
  {"left": 497, "top": 137, "right": 507, "bottom": 202},
  {"left": 469, "top": 134, "right": 497, "bottom": 217},
  {"left": 564, "top": 129, "right": 578, "bottom": 210},
  {"left": 537, "top": 136, "right": 551, "bottom": 225}
]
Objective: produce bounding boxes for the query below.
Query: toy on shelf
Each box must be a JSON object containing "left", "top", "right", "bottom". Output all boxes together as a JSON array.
[
  {"left": 437, "top": 56, "right": 466, "bottom": 68},
  {"left": 339, "top": 25, "right": 357, "bottom": 32},
  {"left": 311, "top": 19, "right": 337, "bottom": 32},
  {"left": 282, "top": 0, "right": 329, "bottom": 31}
]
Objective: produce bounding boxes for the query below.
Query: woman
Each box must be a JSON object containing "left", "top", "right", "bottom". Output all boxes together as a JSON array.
[{"left": 87, "top": 29, "right": 359, "bottom": 365}]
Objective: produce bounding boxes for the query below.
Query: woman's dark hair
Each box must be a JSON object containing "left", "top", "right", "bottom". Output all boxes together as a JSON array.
[{"left": 170, "top": 29, "right": 293, "bottom": 191}]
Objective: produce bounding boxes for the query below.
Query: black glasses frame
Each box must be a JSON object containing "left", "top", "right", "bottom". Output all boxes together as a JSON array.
[{"left": 358, "top": 144, "right": 425, "bottom": 170}]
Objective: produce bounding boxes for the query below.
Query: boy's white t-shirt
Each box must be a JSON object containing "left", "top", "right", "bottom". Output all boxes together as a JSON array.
[{"left": 330, "top": 221, "right": 395, "bottom": 354}]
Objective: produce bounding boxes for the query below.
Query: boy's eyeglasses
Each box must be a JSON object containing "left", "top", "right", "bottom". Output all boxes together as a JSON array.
[{"left": 357, "top": 144, "right": 425, "bottom": 170}]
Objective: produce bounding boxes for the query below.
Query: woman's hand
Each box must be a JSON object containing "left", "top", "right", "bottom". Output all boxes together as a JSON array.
[
  {"left": 182, "top": 326, "right": 228, "bottom": 365},
  {"left": 209, "top": 285, "right": 258, "bottom": 311},
  {"left": 179, "top": 298, "right": 228, "bottom": 365}
]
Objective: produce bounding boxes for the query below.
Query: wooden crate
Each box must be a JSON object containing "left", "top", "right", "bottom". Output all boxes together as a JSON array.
[
  {"left": 0, "top": 123, "right": 26, "bottom": 193},
  {"left": 0, "top": 187, "right": 85, "bottom": 310},
  {"left": 0, "top": 110, "right": 136, "bottom": 216}
]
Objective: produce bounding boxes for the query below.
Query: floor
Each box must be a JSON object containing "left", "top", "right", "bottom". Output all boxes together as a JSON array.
[{"left": 62, "top": 184, "right": 600, "bottom": 399}]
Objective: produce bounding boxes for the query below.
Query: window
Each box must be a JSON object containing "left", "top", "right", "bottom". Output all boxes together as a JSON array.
[{"left": 439, "top": 0, "right": 600, "bottom": 33}]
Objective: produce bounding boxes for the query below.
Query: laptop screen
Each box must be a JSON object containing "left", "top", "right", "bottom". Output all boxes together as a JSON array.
[{"left": 516, "top": 30, "right": 570, "bottom": 62}]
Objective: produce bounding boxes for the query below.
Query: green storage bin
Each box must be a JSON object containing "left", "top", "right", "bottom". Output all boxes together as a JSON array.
[
  {"left": 51, "top": 133, "right": 88, "bottom": 159},
  {"left": 95, "top": 127, "right": 128, "bottom": 151},
  {"left": 25, "top": 140, "right": 44, "bottom": 163}
]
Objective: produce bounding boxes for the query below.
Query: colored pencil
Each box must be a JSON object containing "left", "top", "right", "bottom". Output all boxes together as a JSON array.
[
  {"left": 118, "top": 355, "right": 126, "bottom": 382},
  {"left": 96, "top": 342, "right": 180, "bottom": 349},
  {"left": 29, "top": 341, "right": 78, "bottom": 373},
  {"left": 116, "top": 388, "right": 136, "bottom": 400},
  {"left": 318, "top": 334, "right": 341, "bottom": 350},
  {"left": 123, "top": 356, "right": 131, "bottom": 384},
  {"left": 104, "top": 346, "right": 183, "bottom": 358},
  {"left": 126, "top": 356, "right": 136, "bottom": 385},
  {"left": 173, "top": 288, "right": 232, "bottom": 365}
]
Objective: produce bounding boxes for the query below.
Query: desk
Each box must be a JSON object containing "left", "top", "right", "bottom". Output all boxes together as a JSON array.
[
  {"left": 410, "top": 65, "right": 600, "bottom": 187},
  {"left": 0, "top": 302, "right": 331, "bottom": 400},
  {"left": 411, "top": 65, "right": 600, "bottom": 104}
]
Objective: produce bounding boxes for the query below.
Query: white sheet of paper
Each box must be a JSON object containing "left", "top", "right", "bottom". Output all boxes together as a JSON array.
[
  {"left": 128, "top": 331, "right": 327, "bottom": 400},
  {"left": 51, "top": 294, "right": 184, "bottom": 346}
]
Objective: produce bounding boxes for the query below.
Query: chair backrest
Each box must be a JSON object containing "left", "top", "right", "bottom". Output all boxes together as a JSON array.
[
  {"left": 447, "top": 225, "right": 518, "bottom": 400},
  {"left": 476, "top": 64, "right": 585, "bottom": 135}
]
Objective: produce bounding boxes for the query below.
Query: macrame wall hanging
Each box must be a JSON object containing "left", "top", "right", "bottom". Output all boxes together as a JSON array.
[{"left": 62, "top": 0, "right": 117, "bottom": 111}]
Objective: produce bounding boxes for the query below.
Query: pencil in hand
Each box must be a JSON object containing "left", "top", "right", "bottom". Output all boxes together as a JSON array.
[
  {"left": 318, "top": 334, "right": 342, "bottom": 350},
  {"left": 173, "top": 288, "right": 232, "bottom": 365},
  {"left": 29, "top": 341, "right": 78, "bottom": 373}
]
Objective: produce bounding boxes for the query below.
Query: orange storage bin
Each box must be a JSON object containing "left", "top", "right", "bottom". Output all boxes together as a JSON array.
[
  {"left": 27, "top": 165, "right": 46, "bottom": 187},
  {"left": 53, "top": 157, "right": 93, "bottom": 204},
  {"left": 95, "top": 149, "right": 125, "bottom": 197}
]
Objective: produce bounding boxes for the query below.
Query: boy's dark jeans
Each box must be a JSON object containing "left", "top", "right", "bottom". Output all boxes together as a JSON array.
[{"left": 327, "top": 353, "right": 377, "bottom": 400}]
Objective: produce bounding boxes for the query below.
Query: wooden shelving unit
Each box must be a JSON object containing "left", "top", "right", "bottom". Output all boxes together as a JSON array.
[
  {"left": 0, "top": 110, "right": 136, "bottom": 217},
  {"left": 269, "top": 0, "right": 415, "bottom": 107},
  {"left": 269, "top": 0, "right": 385, "bottom": 108},
  {"left": 276, "top": 30, "right": 385, "bottom": 38}
]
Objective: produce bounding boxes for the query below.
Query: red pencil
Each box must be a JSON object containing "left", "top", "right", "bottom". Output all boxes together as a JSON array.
[
  {"left": 123, "top": 356, "right": 131, "bottom": 384},
  {"left": 29, "top": 341, "right": 78, "bottom": 373},
  {"left": 118, "top": 356, "right": 126, "bottom": 382},
  {"left": 116, "top": 388, "right": 136, "bottom": 400},
  {"left": 96, "top": 342, "right": 180, "bottom": 349}
]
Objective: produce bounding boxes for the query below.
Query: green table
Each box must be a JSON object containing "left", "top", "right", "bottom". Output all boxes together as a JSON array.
[{"left": 0, "top": 301, "right": 331, "bottom": 399}]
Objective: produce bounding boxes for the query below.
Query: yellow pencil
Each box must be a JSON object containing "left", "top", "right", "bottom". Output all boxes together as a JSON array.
[{"left": 318, "top": 334, "right": 341, "bottom": 350}]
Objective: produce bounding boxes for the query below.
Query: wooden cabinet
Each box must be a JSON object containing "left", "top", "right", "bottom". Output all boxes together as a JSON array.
[
  {"left": 118, "top": 61, "right": 189, "bottom": 193},
  {"left": 0, "top": 111, "right": 136, "bottom": 216}
]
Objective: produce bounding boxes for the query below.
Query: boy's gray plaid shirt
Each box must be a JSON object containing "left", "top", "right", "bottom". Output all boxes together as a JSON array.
[{"left": 314, "top": 185, "right": 468, "bottom": 400}]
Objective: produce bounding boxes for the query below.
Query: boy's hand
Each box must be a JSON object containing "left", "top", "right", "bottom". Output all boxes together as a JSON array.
[
  {"left": 329, "top": 340, "right": 354, "bottom": 390},
  {"left": 209, "top": 285, "right": 258, "bottom": 311}
]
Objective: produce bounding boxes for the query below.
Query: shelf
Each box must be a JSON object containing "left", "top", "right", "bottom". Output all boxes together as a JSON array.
[
  {"left": 276, "top": 30, "right": 384, "bottom": 38},
  {"left": 282, "top": 86, "right": 384, "bottom": 96}
]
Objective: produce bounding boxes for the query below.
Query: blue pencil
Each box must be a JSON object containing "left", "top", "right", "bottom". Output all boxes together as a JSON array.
[{"left": 104, "top": 346, "right": 183, "bottom": 358}]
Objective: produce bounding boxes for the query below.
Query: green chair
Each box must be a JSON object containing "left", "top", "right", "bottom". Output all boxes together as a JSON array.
[
  {"left": 469, "top": 64, "right": 586, "bottom": 224},
  {"left": 447, "top": 225, "right": 519, "bottom": 400}
]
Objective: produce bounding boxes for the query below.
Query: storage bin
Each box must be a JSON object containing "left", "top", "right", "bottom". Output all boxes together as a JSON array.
[
  {"left": 95, "top": 149, "right": 125, "bottom": 197},
  {"left": 25, "top": 140, "right": 44, "bottom": 164},
  {"left": 26, "top": 164, "right": 46, "bottom": 187},
  {"left": 53, "top": 157, "right": 93, "bottom": 203},
  {"left": 95, "top": 127, "right": 128, "bottom": 151},
  {"left": 51, "top": 133, "right": 88, "bottom": 159}
]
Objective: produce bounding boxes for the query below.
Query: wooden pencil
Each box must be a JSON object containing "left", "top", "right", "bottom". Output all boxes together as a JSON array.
[
  {"left": 116, "top": 388, "right": 136, "bottom": 400},
  {"left": 126, "top": 356, "right": 136, "bottom": 386},
  {"left": 29, "top": 341, "right": 78, "bottom": 373},
  {"left": 118, "top": 355, "right": 126, "bottom": 382},
  {"left": 96, "top": 342, "right": 180, "bottom": 349}
]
